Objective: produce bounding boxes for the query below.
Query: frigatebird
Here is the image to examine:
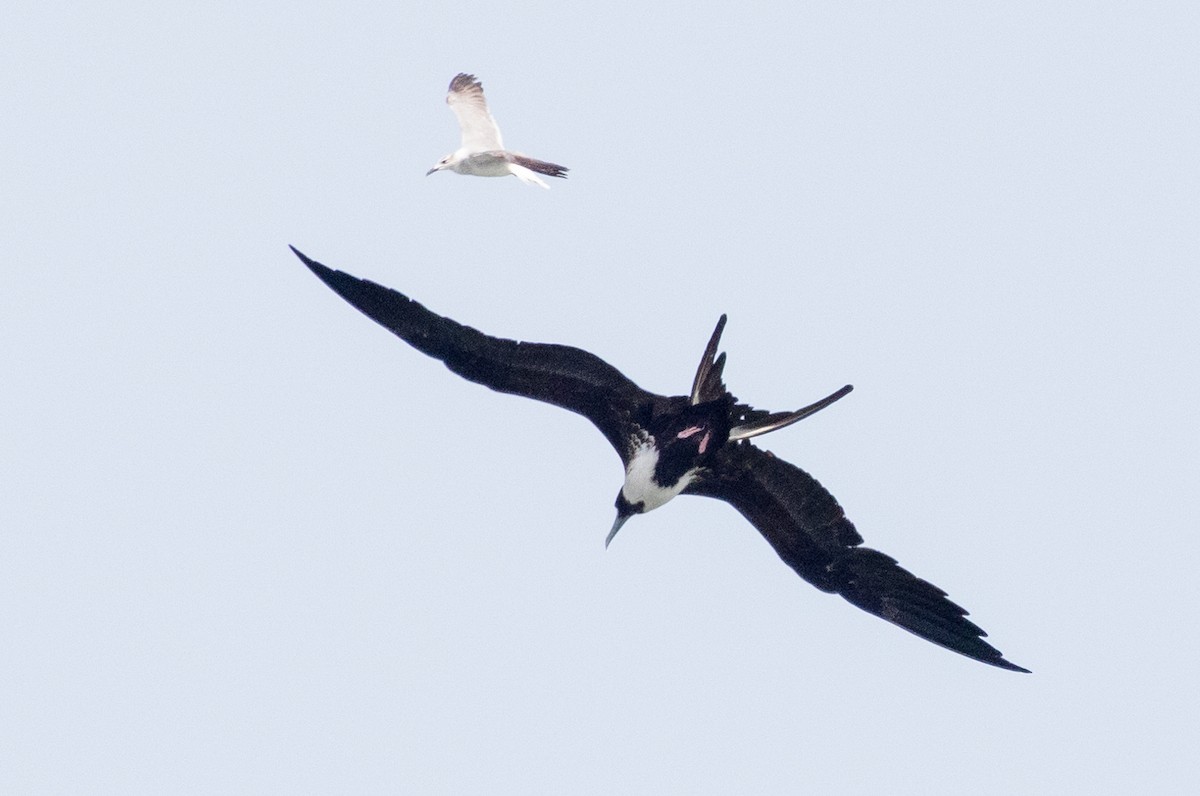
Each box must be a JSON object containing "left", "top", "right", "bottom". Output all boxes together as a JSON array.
[
  {"left": 426, "top": 73, "right": 569, "bottom": 189},
  {"left": 293, "top": 247, "right": 1028, "bottom": 673}
]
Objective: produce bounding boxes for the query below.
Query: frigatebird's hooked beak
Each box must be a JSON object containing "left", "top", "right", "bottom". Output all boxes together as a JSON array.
[
  {"left": 606, "top": 513, "right": 630, "bottom": 549},
  {"left": 607, "top": 493, "right": 639, "bottom": 548}
]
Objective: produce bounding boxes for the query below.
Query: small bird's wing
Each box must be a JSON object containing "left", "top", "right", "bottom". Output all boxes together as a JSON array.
[
  {"left": 447, "top": 73, "right": 503, "bottom": 151},
  {"left": 294, "top": 247, "right": 652, "bottom": 461},
  {"left": 686, "top": 443, "right": 1029, "bottom": 672}
]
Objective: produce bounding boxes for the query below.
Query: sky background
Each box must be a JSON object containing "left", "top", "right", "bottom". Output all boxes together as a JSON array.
[{"left": 3, "top": 2, "right": 1198, "bottom": 793}]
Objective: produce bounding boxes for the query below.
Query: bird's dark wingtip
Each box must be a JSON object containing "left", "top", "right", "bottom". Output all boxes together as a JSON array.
[
  {"left": 289, "top": 245, "right": 337, "bottom": 283},
  {"left": 901, "top": 617, "right": 1030, "bottom": 674},
  {"left": 829, "top": 547, "right": 1029, "bottom": 674},
  {"left": 992, "top": 658, "right": 1032, "bottom": 674},
  {"left": 922, "top": 618, "right": 1031, "bottom": 673}
]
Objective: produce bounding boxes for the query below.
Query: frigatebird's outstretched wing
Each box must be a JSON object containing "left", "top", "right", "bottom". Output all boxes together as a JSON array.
[
  {"left": 293, "top": 247, "right": 651, "bottom": 460},
  {"left": 686, "top": 442, "right": 1029, "bottom": 672}
]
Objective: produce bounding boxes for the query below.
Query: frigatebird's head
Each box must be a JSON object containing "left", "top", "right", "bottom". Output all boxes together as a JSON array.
[
  {"left": 605, "top": 402, "right": 732, "bottom": 549},
  {"left": 603, "top": 313, "right": 854, "bottom": 551}
]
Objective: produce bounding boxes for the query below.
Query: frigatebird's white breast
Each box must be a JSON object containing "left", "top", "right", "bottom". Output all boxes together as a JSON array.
[{"left": 292, "top": 246, "right": 1028, "bottom": 673}]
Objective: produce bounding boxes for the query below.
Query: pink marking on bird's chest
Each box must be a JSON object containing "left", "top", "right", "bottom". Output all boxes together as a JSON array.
[{"left": 676, "top": 425, "right": 713, "bottom": 454}]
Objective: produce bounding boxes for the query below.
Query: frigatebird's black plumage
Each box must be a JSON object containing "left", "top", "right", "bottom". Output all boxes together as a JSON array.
[{"left": 293, "top": 246, "right": 1028, "bottom": 673}]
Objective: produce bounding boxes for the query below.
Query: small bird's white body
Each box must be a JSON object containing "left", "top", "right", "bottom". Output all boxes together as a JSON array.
[{"left": 439, "top": 150, "right": 552, "bottom": 188}]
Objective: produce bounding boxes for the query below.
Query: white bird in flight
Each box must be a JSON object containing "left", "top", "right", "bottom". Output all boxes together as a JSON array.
[{"left": 426, "top": 73, "right": 569, "bottom": 189}]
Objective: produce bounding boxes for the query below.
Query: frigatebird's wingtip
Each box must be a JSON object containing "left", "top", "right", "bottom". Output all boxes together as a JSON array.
[
  {"left": 290, "top": 246, "right": 341, "bottom": 288},
  {"left": 289, "top": 245, "right": 319, "bottom": 269},
  {"left": 977, "top": 648, "right": 1030, "bottom": 673},
  {"left": 995, "top": 659, "right": 1032, "bottom": 674}
]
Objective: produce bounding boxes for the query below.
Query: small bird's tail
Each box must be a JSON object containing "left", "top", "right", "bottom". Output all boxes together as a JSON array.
[
  {"left": 508, "top": 164, "right": 551, "bottom": 189},
  {"left": 510, "top": 154, "right": 569, "bottom": 179}
]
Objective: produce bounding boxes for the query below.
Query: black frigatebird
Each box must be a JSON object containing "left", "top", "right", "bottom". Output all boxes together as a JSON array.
[{"left": 292, "top": 246, "right": 1028, "bottom": 673}]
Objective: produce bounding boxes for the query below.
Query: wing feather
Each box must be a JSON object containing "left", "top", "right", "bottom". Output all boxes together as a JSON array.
[
  {"left": 447, "top": 73, "right": 503, "bottom": 151},
  {"left": 293, "top": 247, "right": 650, "bottom": 459},
  {"left": 686, "top": 443, "right": 1029, "bottom": 672}
]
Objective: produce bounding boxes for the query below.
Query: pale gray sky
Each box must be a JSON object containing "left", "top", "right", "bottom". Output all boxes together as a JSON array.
[{"left": 2, "top": 2, "right": 1197, "bottom": 793}]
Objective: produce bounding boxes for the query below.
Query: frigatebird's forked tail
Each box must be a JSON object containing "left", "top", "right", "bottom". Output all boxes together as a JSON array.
[{"left": 689, "top": 313, "right": 853, "bottom": 441}]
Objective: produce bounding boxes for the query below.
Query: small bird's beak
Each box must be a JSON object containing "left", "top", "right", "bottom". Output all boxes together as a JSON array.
[
  {"left": 425, "top": 166, "right": 438, "bottom": 176},
  {"left": 605, "top": 514, "right": 630, "bottom": 549}
]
